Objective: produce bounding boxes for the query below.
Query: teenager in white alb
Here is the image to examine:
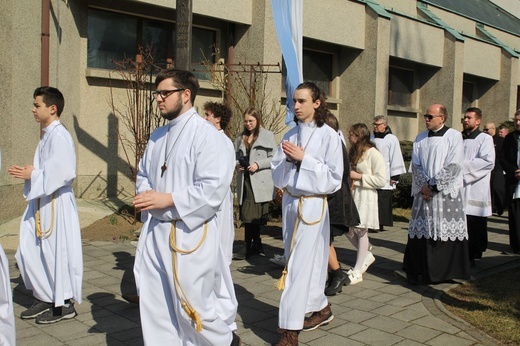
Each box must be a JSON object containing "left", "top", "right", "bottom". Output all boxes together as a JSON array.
[
  {"left": 9, "top": 86, "right": 82, "bottom": 324},
  {"left": 271, "top": 82, "right": 343, "bottom": 346}
]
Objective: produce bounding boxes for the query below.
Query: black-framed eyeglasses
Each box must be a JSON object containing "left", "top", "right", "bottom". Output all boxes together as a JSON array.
[
  {"left": 152, "top": 89, "right": 185, "bottom": 100},
  {"left": 423, "top": 114, "right": 442, "bottom": 120},
  {"left": 372, "top": 122, "right": 384, "bottom": 127},
  {"left": 483, "top": 128, "right": 490, "bottom": 132}
]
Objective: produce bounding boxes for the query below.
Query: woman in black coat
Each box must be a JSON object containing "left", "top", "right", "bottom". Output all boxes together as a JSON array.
[{"left": 324, "top": 113, "right": 360, "bottom": 296}]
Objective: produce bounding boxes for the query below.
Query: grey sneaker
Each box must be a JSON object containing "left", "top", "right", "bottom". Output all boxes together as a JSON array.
[
  {"left": 35, "top": 303, "right": 77, "bottom": 324},
  {"left": 20, "top": 300, "right": 53, "bottom": 319}
]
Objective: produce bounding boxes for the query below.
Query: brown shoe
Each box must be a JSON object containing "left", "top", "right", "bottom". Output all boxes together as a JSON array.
[
  {"left": 122, "top": 294, "right": 140, "bottom": 304},
  {"left": 273, "top": 329, "right": 299, "bottom": 346},
  {"left": 302, "top": 304, "right": 334, "bottom": 331}
]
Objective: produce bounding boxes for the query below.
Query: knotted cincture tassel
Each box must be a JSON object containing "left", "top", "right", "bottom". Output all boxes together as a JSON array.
[
  {"left": 275, "top": 269, "right": 288, "bottom": 290},
  {"left": 35, "top": 193, "right": 56, "bottom": 239},
  {"left": 170, "top": 220, "right": 208, "bottom": 332},
  {"left": 182, "top": 302, "right": 202, "bottom": 332},
  {"left": 274, "top": 190, "right": 327, "bottom": 291}
]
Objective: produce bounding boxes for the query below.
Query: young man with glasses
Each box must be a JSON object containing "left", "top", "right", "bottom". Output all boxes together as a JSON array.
[
  {"left": 461, "top": 108, "right": 495, "bottom": 266},
  {"left": 370, "top": 115, "right": 406, "bottom": 232},
  {"left": 133, "top": 69, "right": 240, "bottom": 345},
  {"left": 396, "top": 104, "right": 470, "bottom": 284}
]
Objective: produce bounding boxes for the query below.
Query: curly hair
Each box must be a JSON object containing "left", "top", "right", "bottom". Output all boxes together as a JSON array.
[
  {"left": 348, "top": 123, "right": 375, "bottom": 165},
  {"left": 293, "top": 82, "right": 328, "bottom": 127},
  {"left": 203, "top": 101, "right": 233, "bottom": 131}
]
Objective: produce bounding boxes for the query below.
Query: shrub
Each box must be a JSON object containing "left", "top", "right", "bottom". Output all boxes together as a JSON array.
[{"left": 393, "top": 172, "right": 413, "bottom": 209}]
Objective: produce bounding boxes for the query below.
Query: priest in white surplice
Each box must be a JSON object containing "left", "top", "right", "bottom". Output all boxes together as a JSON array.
[
  {"left": 133, "top": 70, "right": 239, "bottom": 346},
  {"left": 461, "top": 108, "right": 495, "bottom": 265},
  {"left": 271, "top": 82, "right": 343, "bottom": 346},
  {"left": 371, "top": 115, "right": 406, "bottom": 231},
  {"left": 9, "top": 87, "right": 82, "bottom": 324},
  {"left": 400, "top": 104, "right": 470, "bottom": 284}
]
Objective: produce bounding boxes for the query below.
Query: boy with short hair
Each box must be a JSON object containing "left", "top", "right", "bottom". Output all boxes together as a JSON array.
[{"left": 9, "top": 86, "right": 83, "bottom": 324}]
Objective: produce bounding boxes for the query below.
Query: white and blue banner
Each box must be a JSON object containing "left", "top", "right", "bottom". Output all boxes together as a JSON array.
[{"left": 271, "top": 0, "right": 303, "bottom": 126}]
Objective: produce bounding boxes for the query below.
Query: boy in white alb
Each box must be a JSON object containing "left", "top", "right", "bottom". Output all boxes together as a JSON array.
[{"left": 9, "top": 87, "right": 82, "bottom": 324}]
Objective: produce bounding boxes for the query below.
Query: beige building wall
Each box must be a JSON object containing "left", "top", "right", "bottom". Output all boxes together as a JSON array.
[
  {"left": 0, "top": 1, "right": 44, "bottom": 223},
  {"left": 1, "top": 0, "right": 519, "bottom": 224}
]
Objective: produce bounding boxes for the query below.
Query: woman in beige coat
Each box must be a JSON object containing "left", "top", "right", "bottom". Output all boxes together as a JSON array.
[{"left": 233, "top": 107, "right": 276, "bottom": 260}]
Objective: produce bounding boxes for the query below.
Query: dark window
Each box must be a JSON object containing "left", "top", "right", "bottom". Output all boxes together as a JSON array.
[
  {"left": 462, "top": 81, "right": 475, "bottom": 113},
  {"left": 282, "top": 49, "right": 334, "bottom": 96},
  {"left": 517, "top": 86, "right": 520, "bottom": 112},
  {"left": 388, "top": 67, "right": 414, "bottom": 107},
  {"left": 303, "top": 50, "right": 333, "bottom": 96},
  {"left": 87, "top": 10, "right": 137, "bottom": 69},
  {"left": 87, "top": 8, "right": 217, "bottom": 77}
]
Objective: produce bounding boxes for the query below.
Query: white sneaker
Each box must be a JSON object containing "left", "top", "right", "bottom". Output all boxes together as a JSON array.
[
  {"left": 362, "top": 251, "right": 375, "bottom": 273},
  {"left": 348, "top": 270, "right": 363, "bottom": 285},
  {"left": 269, "top": 254, "right": 286, "bottom": 267}
]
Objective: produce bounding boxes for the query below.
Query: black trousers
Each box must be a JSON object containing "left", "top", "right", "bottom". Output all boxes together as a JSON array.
[
  {"left": 509, "top": 199, "right": 520, "bottom": 253},
  {"left": 467, "top": 215, "right": 488, "bottom": 260}
]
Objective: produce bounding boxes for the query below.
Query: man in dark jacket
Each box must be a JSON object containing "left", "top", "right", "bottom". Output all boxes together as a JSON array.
[{"left": 501, "top": 110, "right": 520, "bottom": 253}]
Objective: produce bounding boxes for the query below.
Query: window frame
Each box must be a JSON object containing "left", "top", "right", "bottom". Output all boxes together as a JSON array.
[{"left": 87, "top": 7, "right": 220, "bottom": 76}]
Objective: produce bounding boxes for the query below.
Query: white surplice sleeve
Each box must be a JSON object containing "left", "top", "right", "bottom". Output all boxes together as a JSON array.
[
  {"left": 24, "top": 127, "right": 76, "bottom": 201},
  {"left": 410, "top": 133, "right": 428, "bottom": 197},
  {"left": 388, "top": 135, "right": 406, "bottom": 177},
  {"left": 463, "top": 134, "right": 495, "bottom": 185},
  {"left": 172, "top": 126, "right": 233, "bottom": 230},
  {"left": 431, "top": 131, "right": 464, "bottom": 198}
]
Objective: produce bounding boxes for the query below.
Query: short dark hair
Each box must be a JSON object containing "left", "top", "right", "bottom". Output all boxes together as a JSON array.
[
  {"left": 294, "top": 82, "right": 327, "bottom": 127},
  {"left": 155, "top": 69, "right": 200, "bottom": 104},
  {"left": 203, "top": 101, "right": 233, "bottom": 131},
  {"left": 33, "top": 86, "right": 65, "bottom": 116},
  {"left": 465, "top": 107, "right": 482, "bottom": 119}
]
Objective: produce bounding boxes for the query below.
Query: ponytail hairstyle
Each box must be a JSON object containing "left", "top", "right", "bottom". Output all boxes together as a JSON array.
[{"left": 293, "top": 82, "right": 327, "bottom": 127}]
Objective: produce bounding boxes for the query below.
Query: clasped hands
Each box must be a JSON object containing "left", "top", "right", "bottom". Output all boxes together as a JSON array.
[
  {"left": 236, "top": 162, "right": 259, "bottom": 173},
  {"left": 282, "top": 141, "right": 304, "bottom": 163},
  {"left": 420, "top": 183, "right": 433, "bottom": 201}
]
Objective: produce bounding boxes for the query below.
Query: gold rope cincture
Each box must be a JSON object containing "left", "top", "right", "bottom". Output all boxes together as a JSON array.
[
  {"left": 275, "top": 189, "right": 327, "bottom": 290},
  {"left": 169, "top": 219, "right": 208, "bottom": 332},
  {"left": 35, "top": 193, "right": 56, "bottom": 239}
]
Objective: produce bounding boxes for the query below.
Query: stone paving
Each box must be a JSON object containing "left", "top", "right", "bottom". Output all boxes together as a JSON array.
[{"left": 3, "top": 209, "right": 519, "bottom": 345}]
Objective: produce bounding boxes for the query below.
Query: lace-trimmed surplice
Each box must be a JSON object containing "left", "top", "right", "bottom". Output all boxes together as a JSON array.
[{"left": 408, "top": 128, "right": 468, "bottom": 242}]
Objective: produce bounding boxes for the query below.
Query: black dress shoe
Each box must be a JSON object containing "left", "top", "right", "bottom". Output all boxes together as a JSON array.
[
  {"left": 233, "top": 246, "right": 247, "bottom": 260},
  {"left": 325, "top": 269, "right": 349, "bottom": 296}
]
